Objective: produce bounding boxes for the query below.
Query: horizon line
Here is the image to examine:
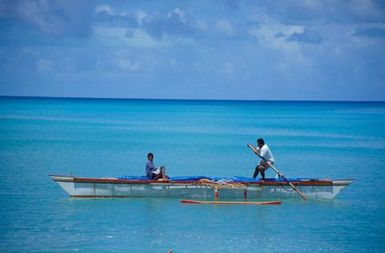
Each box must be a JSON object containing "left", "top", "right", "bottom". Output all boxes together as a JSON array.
[{"left": 0, "top": 95, "right": 384, "bottom": 103}]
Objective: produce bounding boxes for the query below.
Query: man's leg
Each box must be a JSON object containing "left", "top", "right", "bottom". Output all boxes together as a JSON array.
[
  {"left": 260, "top": 169, "right": 265, "bottom": 180},
  {"left": 152, "top": 173, "right": 161, "bottom": 180},
  {"left": 260, "top": 163, "right": 270, "bottom": 180},
  {"left": 160, "top": 167, "right": 168, "bottom": 179},
  {"left": 252, "top": 166, "right": 259, "bottom": 178}
]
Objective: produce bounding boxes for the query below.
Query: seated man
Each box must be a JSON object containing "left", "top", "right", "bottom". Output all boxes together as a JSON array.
[{"left": 145, "top": 153, "right": 168, "bottom": 180}]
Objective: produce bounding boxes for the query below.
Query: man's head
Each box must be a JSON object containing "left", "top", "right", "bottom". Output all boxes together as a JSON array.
[
  {"left": 147, "top": 153, "right": 154, "bottom": 161},
  {"left": 257, "top": 138, "right": 265, "bottom": 148}
]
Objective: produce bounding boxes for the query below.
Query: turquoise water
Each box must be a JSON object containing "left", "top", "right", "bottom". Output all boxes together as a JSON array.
[{"left": 0, "top": 97, "right": 385, "bottom": 252}]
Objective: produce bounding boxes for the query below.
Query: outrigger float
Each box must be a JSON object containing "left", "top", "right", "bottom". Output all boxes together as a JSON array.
[{"left": 50, "top": 175, "right": 352, "bottom": 201}]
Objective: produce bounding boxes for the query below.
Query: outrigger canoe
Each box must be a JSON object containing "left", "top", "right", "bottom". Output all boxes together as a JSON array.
[{"left": 50, "top": 175, "right": 352, "bottom": 200}]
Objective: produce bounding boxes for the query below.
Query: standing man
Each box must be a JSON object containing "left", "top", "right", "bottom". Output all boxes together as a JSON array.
[
  {"left": 252, "top": 138, "right": 275, "bottom": 180},
  {"left": 146, "top": 153, "right": 168, "bottom": 180}
]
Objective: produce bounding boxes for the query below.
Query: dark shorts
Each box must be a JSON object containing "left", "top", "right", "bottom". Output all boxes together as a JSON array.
[{"left": 150, "top": 173, "right": 159, "bottom": 179}]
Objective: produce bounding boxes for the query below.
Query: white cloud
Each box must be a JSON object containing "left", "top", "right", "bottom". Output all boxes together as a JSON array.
[
  {"left": 249, "top": 24, "right": 311, "bottom": 70},
  {"left": 95, "top": 4, "right": 114, "bottom": 15},
  {"left": 168, "top": 8, "right": 186, "bottom": 23},
  {"left": 117, "top": 58, "right": 140, "bottom": 72},
  {"left": 215, "top": 19, "right": 236, "bottom": 36},
  {"left": 136, "top": 10, "right": 151, "bottom": 25},
  {"left": 344, "top": 0, "right": 385, "bottom": 22},
  {"left": 8, "top": 1, "right": 92, "bottom": 37},
  {"left": 91, "top": 25, "right": 165, "bottom": 48},
  {"left": 17, "top": 1, "right": 58, "bottom": 35},
  {"left": 251, "top": 23, "right": 303, "bottom": 41},
  {"left": 249, "top": 7, "right": 275, "bottom": 24}
]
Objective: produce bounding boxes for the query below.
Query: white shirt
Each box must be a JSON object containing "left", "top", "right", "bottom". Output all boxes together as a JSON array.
[{"left": 257, "top": 144, "right": 275, "bottom": 162}]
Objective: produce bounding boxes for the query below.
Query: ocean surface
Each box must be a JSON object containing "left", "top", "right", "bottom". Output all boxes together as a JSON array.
[{"left": 0, "top": 97, "right": 385, "bottom": 252}]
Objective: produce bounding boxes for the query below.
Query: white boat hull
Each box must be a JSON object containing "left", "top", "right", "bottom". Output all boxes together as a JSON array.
[{"left": 51, "top": 175, "right": 352, "bottom": 200}]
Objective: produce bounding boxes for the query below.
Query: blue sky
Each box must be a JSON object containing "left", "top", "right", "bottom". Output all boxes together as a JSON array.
[{"left": 0, "top": 0, "right": 385, "bottom": 101}]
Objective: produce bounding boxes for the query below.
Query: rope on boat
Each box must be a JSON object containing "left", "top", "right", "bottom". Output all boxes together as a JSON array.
[
  {"left": 194, "top": 178, "right": 247, "bottom": 190},
  {"left": 194, "top": 178, "right": 298, "bottom": 194},
  {"left": 195, "top": 178, "right": 293, "bottom": 191}
]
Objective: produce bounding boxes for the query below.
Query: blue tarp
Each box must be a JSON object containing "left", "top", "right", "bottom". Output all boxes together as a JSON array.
[
  {"left": 117, "top": 175, "right": 149, "bottom": 180},
  {"left": 168, "top": 176, "right": 212, "bottom": 181},
  {"left": 117, "top": 175, "right": 319, "bottom": 182}
]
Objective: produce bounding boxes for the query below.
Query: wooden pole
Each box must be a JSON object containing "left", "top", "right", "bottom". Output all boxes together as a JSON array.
[{"left": 247, "top": 144, "right": 307, "bottom": 200}]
